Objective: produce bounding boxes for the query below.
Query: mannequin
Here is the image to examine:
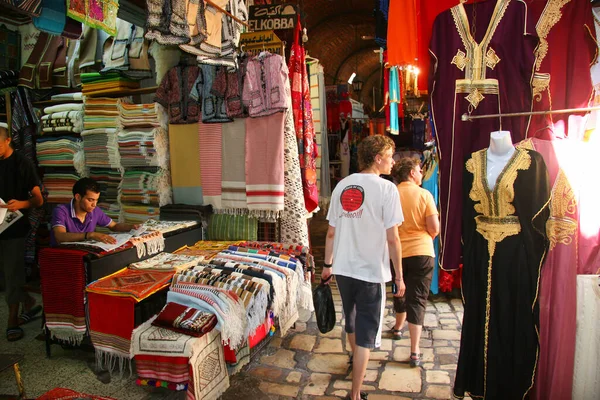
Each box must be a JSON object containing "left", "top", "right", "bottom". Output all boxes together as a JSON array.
[{"left": 486, "top": 130, "right": 515, "bottom": 189}]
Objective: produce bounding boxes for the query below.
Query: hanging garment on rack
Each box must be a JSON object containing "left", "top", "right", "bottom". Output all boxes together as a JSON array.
[
  {"left": 155, "top": 61, "right": 200, "bottom": 124},
  {"left": 212, "top": 55, "right": 249, "bottom": 118},
  {"left": 527, "top": 0, "right": 596, "bottom": 140},
  {"left": 243, "top": 52, "right": 290, "bottom": 117},
  {"left": 101, "top": 19, "right": 152, "bottom": 80},
  {"left": 429, "top": 0, "right": 538, "bottom": 270},
  {"left": 455, "top": 147, "right": 550, "bottom": 400},
  {"left": 191, "top": 65, "right": 232, "bottom": 123},
  {"left": 145, "top": 0, "right": 190, "bottom": 45},
  {"left": 32, "top": 0, "right": 66, "bottom": 35},
  {"left": 516, "top": 137, "right": 580, "bottom": 400},
  {"left": 221, "top": 119, "right": 247, "bottom": 211},
  {"left": 387, "top": 0, "right": 418, "bottom": 66},
  {"left": 421, "top": 155, "right": 439, "bottom": 295},
  {"left": 572, "top": 274, "right": 600, "bottom": 399},
  {"left": 389, "top": 66, "right": 400, "bottom": 135}
]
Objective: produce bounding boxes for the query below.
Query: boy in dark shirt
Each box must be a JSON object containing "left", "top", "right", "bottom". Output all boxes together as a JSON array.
[{"left": 0, "top": 123, "right": 44, "bottom": 341}]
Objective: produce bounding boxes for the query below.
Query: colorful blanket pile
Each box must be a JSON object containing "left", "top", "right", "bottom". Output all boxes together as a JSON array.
[
  {"left": 129, "top": 252, "right": 202, "bottom": 272},
  {"left": 39, "top": 248, "right": 88, "bottom": 344},
  {"left": 42, "top": 169, "right": 80, "bottom": 204},
  {"left": 120, "top": 168, "right": 172, "bottom": 207},
  {"left": 36, "top": 136, "right": 84, "bottom": 172},
  {"left": 41, "top": 106, "right": 84, "bottom": 134},
  {"left": 81, "top": 128, "right": 121, "bottom": 169},
  {"left": 89, "top": 168, "right": 122, "bottom": 220},
  {"left": 121, "top": 204, "right": 161, "bottom": 224},
  {"left": 152, "top": 302, "right": 218, "bottom": 337}
]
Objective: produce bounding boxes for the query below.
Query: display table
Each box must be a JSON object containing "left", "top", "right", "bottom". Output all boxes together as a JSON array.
[{"left": 40, "top": 226, "right": 203, "bottom": 357}]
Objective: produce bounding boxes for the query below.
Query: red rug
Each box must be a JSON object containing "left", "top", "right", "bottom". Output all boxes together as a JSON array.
[
  {"left": 37, "top": 387, "right": 116, "bottom": 399},
  {"left": 39, "top": 248, "right": 89, "bottom": 344}
]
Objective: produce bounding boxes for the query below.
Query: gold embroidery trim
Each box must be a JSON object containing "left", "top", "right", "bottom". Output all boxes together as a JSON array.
[
  {"left": 535, "top": 0, "right": 571, "bottom": 71},
  {"left": 485, "top": 47, "right": 500, "bottom": 69},
  {"left": 466, "top": 89, "right": 485, "bottom": 109},
  {"left": 516, "top": 138, "right": 535, "bottom": 150},
  {"left": 532, "top": 73, "right": 551, "bottom": 102},
  {"left": 452, "top": 49, "right": 470, "bottom": 71},
  {"left": 547, "top": 169, "right": 578, "bottom": 250},
  {"left": 465, "top": 147, "right": 532, "bottom": 398}
]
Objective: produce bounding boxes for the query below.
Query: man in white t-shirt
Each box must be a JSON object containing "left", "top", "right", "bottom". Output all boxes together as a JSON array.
[{"left": 322, "top": 135, "right": 405, "bottom": 400}]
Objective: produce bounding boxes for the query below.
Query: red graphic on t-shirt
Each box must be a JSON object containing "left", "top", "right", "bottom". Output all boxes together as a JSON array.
[{"left": 340, "top": 185, "right": 364, "bottom": 212}]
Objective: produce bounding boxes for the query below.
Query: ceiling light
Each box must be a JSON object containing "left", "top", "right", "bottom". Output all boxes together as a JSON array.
[{"left": 348, "top": 72, "right": 356, "bottom": 84}]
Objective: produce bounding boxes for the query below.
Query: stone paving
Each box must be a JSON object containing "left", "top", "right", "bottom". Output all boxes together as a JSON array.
[{"left": 234, "top": 280, "right": 464, "bottom": 400}]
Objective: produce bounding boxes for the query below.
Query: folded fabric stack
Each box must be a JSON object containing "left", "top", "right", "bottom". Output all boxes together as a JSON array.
[
  {"left": 82, "top": 97, "right": 123, "bottom": 217},
  {"left": 120, "top": 168, "right": 172, "bottom": 206},
  {"left": 89, "top": 168, "right": 122, "bottom": 220},
  {"left": 129, "top": 252, "right": 202, "bottom": 271},
  {"left": 117, "top": 129, "right": 166, "bottom": 168},
  {"left": 42, "top": 169, "right": 81, "bottom": 204},
  {"left": 174, "top": 240, "right": 241, "bottom": 260},
  {"left": 86, "top": 268, "right": 175, "bottom": 373},
  {"left": 81, "top": 72, "right": 140, "bottom": 96},
  {"left": 36, "top": 136, "right": 84, "bottom": 170},
  {"left": 41, "top": 103, "right": 84, "bottom": 134},
  {"left": 120, "top": 204, "right": 161, "bottom": 224},
  {"left": 50, "top": 92, "right": 83, "bottom": 101}
]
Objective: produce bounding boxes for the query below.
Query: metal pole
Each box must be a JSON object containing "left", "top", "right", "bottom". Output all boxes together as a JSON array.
[{"left": 461, "top": 105, "right": 600, "bottom": 121}]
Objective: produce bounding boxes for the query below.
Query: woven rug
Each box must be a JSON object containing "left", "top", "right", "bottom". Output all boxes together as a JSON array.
[
  {"left": 39, "top": 248, "right": 88, "bottom": 344},
  {"left": 88, "top": 292, "right": 136, "bottom": 374},
  {"left": 86, "top": 268, "right": 174, "bottom": 301},
  {"left": 198, "top": 122, "right": 223, "bottom": 209},
  {"left": 189, "top": 330, "right": 229, "bottom": 400},
  {"left": 37, "top": 387, "right": 117, "bottom": 400},
  {"left": 245, "top": 112, "right": 285, "bottom": 218},
  {"left": 135, "top": 354, "right": 190, "bottom": 385}
]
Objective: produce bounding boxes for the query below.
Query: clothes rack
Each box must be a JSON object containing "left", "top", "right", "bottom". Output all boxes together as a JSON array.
[
  {"left": 461, "top": 105, "right": 600, "bottom": 121},
  {"left": 205, "top": 0, "right": 250, "bottom": 28}
]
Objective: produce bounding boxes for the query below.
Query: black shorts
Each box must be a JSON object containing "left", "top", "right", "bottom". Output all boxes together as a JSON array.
[
  {"left": 336, "top": 274, "right": 386, "bottom": 349},
  {"left": 391, "top": 255, "right": 434, "bottom": 325}
]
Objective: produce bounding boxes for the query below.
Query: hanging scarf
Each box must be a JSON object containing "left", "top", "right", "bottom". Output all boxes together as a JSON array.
[{"left": 288, "top": 17, "right": 319, "bottom": 213}]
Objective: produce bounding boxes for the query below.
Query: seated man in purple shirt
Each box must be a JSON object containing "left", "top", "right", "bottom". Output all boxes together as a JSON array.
[{"left": 51, "top": 178, "right": 138, "bottom": 246}]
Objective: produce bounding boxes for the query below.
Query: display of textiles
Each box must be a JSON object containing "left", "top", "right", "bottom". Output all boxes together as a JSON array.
[
  {"left": 83, "top": 97, "right": 121, "bottom": 130},
  {"left": 129, "top": 252, "right": 202, "bottom": 271},
  {"left": 81, "top": 72, "right": 140, "bottom": 96},
  {"left": 100, "top": 19, "right": 152, "bottom": 80},
  {"left": 81, "top": 129, "right": 121, "bottom": 169},
  {"left": 42, "top": 169, "right": 80, "bottom": 204},
  {"left": 35, "top": 136, "right": 84, "bottom": 172},
  {"left": 141, "top": 219, "right": 199, "bottom": 234},
  {"left": 174, "top": 241, "right": 242, "bottom": 260},
  {"left": 89, "top": 168, "right": 121, "bottom": 207},
  {"left": 117, "top": 130, "right": 167, "bottom": 168}
]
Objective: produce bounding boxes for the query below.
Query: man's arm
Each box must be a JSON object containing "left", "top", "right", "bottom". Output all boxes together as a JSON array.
[
  {"left": 1, "top": 186, "right": 44, "bottom": 212},
  {"left": 52, "top": 226, "right": 117, "bottom": 244},
  {"left": 107, "top": 221, "right": 139, "bottom": 232},
  {"left": 321, "top": 225, "right": 336, "bottom": 283},
  {"left": 387, "top": 226, "right": 405, "bottom": 297}
]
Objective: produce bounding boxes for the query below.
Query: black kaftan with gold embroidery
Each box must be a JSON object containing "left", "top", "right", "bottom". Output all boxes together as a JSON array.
[{"left": 454, "top": 148, "right": 550, "bottom": 399}]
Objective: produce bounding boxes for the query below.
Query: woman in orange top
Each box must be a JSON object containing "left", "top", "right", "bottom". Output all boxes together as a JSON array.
[{"left": 391, "top": 157, "right": 439, "bottom": 367}]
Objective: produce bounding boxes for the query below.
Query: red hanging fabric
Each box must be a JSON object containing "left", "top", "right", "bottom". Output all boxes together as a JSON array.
[{"left": 289, "top": 16, "right": 319, "bottom": 212}]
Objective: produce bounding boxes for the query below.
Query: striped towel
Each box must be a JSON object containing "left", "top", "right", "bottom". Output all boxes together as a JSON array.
[
  {"left": 245, "top": 113, "right": 285, "bottom": 218},
  {"left": 221, "top": 119, "right": 246, "bottom": 210},
  {"left": 198, "top": 122, "right": 222, "bottom": 209}
]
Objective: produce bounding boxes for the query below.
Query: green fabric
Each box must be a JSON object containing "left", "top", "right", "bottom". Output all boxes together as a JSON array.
[{"left": 208, "top": 214, "right": 258, "bottom": 241}]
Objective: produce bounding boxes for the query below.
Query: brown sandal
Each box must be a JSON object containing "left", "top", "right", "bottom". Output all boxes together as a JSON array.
[
  {"left": 391, "top": 329, "right": 403, "bottom": 340},
  {"left": 409, "top": 352, "right": 423, "bottom": 368}
]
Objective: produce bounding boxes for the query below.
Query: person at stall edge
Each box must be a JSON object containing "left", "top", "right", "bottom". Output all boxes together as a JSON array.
[
  {"left": 51, "top": 177, "right": 139, "bottom": 246},
  {"left": 391, "top": 157, "right": 439, "bottom": 367},
  {"left": 0, "top": 123, "right": 45, "bottom": 341},
  {"left": 322, "top": 135, "right": 405, "bottom": 400}
]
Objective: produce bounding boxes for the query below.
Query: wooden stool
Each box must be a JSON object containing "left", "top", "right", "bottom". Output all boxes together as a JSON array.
[{"left": 0, "top": 353, "right": 25, "bottom": 399}]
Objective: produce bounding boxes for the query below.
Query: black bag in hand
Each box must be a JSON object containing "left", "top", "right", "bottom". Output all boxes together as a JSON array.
[{"left": 313, "top": 279, "right": 336, "bottom": 334}]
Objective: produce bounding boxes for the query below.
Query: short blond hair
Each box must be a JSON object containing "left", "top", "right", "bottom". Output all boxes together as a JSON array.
[{"left": 358, "top": 135, "right": 395, "bottom": 170}]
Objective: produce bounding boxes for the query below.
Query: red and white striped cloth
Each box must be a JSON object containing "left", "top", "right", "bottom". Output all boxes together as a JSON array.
[
  {"left": 198, "top": 122, "right": 223, "bottom": 209},
  {"left": 245, "top": 113, "right": 285, "bottom": 217}
]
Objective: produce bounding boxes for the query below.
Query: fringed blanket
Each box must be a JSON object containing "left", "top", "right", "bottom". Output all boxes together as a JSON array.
[
  {"left": 152, "top": 302, "right": 218, "bottom": 337},
  {"left": 245, "top": 113, "right": 285, "bottom": 219},
  {"left": 39, "top": 248, "right": 88, "bottom": 345},
  {"left": 130, "top": 231, "right": 165, "bottom": 258},
  {"left": 198, "top": 122, "right": 223, "bottom": 209},
  {"left": 87, "top": 292, "right": 136, "bottom": 375},
  {"left": 220, "top": 119, "right": 247, "bottom": 211}
]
